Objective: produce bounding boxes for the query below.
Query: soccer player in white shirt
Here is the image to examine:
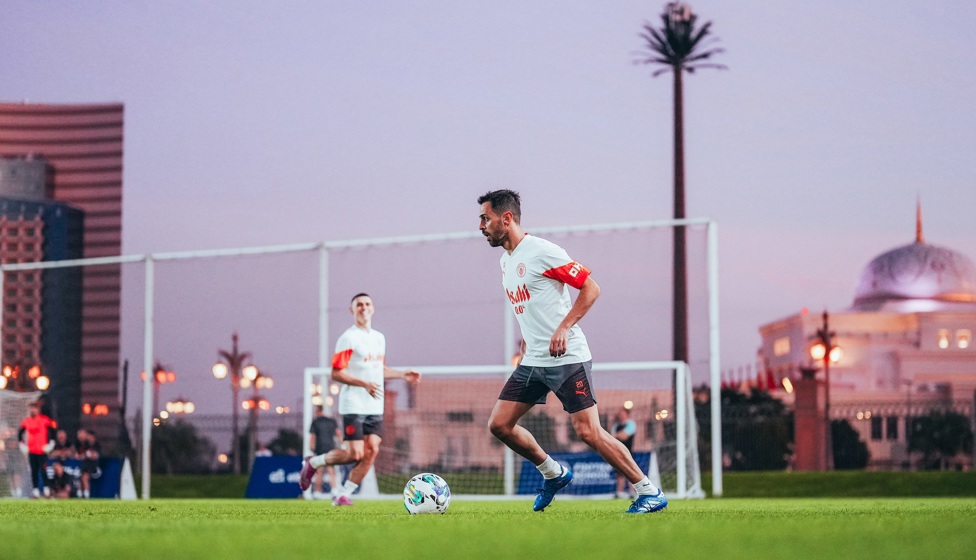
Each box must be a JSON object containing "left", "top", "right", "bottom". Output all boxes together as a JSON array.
[
  {"left": 299, "top": 293, "right": 421, "bottom": 505},
  {"left": 477, "top": 189, "right": 667, "bottom": 514}
]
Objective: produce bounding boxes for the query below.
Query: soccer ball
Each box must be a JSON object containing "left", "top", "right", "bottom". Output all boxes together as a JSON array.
[{"left": 403, "top": 473, "right": 451, "bottom": 514}]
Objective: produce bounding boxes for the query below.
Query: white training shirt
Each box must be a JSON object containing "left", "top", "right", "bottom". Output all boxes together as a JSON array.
[
  {"left": 332, "top": 325, "right": 386, "bottom": 415},
  {"left": 499, "top": 234, "right": 592, "bottom": 367}
]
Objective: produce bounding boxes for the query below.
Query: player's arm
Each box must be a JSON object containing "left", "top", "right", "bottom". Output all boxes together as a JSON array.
[
  {"left": 330, "top": 345, "right": 382, "bottom": 397},
  {"left": 383, "top": 365, "right": 421, "bottom": 384},
  {"left": 331, "top": 365, "right": 381, "bottom": 398},
  {"left": 550, "top": 275, "right": 600, "bottom": 357}
]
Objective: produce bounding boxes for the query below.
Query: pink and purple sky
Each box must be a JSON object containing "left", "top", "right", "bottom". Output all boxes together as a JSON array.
[{"left": 3, "top": 1, "right": 974, "bottom": 415}]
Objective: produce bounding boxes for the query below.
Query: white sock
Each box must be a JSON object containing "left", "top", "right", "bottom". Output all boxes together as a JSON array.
[
  {"left": 536, "top": 456, "right": 564, "bottom": 480},
  {"left": 309, "top": 455, "right": 326, "bottom": 468},
  {"left": 340, "top": 479, "right": 358, "bottom": 497},
  {"left": 633, "top": 477, "right": 660, "bottom": 495}
]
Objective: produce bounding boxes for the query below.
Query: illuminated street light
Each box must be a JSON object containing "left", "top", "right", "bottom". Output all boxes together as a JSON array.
[
  {"left": 809, "top": 310, "right": 841, "bottom": 470},
  {"left": 213, "top": 333, "right": 256, "bottom": 475},
  {"left": 165, "top": 397, "right": 195, "bottom": 415}
]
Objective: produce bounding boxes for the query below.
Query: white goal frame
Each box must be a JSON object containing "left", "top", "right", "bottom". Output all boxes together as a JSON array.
[
  {"left": 304, "top": 359, "right": 705, "bottom": 499},
  {"left": 0, "top": 217, "right": 722, "bottom": 498}
]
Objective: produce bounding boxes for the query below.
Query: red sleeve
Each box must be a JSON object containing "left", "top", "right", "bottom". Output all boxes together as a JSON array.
[
  {"left": 542, "top": 261, "right": 590, "bottom": 289},
  {"left": 332, "top": 348, "right": 353, "bottom": 370}
]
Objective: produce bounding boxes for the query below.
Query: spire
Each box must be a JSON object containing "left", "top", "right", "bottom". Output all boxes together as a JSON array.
[{"left": 915, "top": 196, "right": 924, "bottom": 244}]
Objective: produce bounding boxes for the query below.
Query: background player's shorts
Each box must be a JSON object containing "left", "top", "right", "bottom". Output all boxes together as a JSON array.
[
  {"left": 498, "top": 361, "right": 596, "bottom": 413},
  {"left": 341, "top": 414, "right": 384, "bottom": 441}
]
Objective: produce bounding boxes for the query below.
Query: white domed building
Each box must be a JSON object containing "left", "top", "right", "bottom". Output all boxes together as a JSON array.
[{"left": 758, "top": 211, "right": 976, "bottom": 470}]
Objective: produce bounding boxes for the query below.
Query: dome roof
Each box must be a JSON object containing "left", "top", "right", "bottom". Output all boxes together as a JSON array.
[{"left": 852, "top": 241, "right": 976, "bottom": 311}]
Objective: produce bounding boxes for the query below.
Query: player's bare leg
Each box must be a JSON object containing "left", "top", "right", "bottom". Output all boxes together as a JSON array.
[
  {"left": 300, "top": 441, "right": 363, "bottom": 493},
  {"left": 487, "top": 400, "right": 546, "bottom": 464},
  {"left": 569, "top": 405, "right": 644, "bottom": 481},
  {"left": 490, "top": 399, "right": 572, "bottom": 511},
  {"left": 331, "top": 435, "right": 379, "bottom": 506},
  {"left": 569, "top": 405, "right": 668, "bottom": 513}
]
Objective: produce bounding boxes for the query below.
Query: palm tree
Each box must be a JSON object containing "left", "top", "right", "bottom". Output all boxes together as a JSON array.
[{"left": 636, "top": 3, "right": 724, "bottom": 368}]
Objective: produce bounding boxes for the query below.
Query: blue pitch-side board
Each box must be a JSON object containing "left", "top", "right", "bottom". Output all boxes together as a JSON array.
[{"left": 516, "top": 451, "right": 652, "bottom": 495}]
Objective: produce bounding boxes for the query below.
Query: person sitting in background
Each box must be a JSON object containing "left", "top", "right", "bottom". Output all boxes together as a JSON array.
[
  {"left": 46, "top": 460, "right": 73, "bottom": 499},
  {"left": 50, "top": 429, "right": 75, "bottom": 461},
  {"left": 74, "top": 429, "right": 101, "bottom": 498}
]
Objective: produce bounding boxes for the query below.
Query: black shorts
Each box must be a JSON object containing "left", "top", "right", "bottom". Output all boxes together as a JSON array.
[
  {"left": 498, "top": 361, "right": 596, "bottom": 414},
  {"left": 341, "top": 414, "right": 384, "bottom": 441}
]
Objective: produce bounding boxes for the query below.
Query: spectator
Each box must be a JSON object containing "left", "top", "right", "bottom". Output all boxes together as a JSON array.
[
  {"left": 18, "top": 401, "right": 56, "bottom": 498},
  {"left": 74, "top": 429, "right": 101, "bottom": 499},
  {"left": 46, "top": 460, "right": 73, "bottom": 499},
  {"left": 255, "top": 443, "right": 272, "bottom": 457},
  {"left": 307, "top": 406, "right": 341, "bottom": 500},
  {"left": 50, "top": 429, "right": 76, "bottom": 461}
]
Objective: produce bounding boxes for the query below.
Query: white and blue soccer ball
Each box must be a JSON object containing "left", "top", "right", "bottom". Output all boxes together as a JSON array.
[{"left": 403, "top": 473, "right": 451, "bottom": 514}]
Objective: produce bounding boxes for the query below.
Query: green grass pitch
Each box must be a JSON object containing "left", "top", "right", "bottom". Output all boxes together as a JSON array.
[{"left": 1, "top": 498, "right": 973, "bottom": 559}]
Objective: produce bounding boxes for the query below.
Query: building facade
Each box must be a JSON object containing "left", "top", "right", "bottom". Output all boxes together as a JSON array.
[
  {"left": 0, "top": 102, "right": 124, "bottom": 449},
  {"left": 758, "top": 217, "right": 976, "bottom": 470}
]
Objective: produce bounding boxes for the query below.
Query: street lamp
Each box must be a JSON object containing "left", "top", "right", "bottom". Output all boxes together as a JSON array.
[
  {"left": 242, "top": 370, "right": 273, "bottom": 469},
  {"left": 1, "top": 362, "right": 50, "bottom": 392},
  {"left": 141, "top": 361, "right": 175, "bottom": 419},
  {"left": 212, "top": 333, "right": 257, "bottom": 475},
  {"left": 165, "top": 397, "right": 195, "bottom": 415},
  {"left": 809, "top": 310, "right": 842, "bottom": 470}
]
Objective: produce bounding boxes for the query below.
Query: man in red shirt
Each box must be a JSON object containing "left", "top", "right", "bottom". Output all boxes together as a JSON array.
[{"left": 19, "top": 401, "right": 56, "bottom": 498}]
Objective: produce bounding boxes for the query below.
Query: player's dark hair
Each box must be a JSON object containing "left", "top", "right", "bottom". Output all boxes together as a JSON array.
[
  {"left": 350, "top": 292, "right": 371, "bottom": 303},
  {"left": 478, "top": 189, "right": 521, "bottom": 223}
]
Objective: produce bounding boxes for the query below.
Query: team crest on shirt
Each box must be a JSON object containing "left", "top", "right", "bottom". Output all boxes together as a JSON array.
[{"left": 516, "top": 263, "right": 526, "bottom": 277}]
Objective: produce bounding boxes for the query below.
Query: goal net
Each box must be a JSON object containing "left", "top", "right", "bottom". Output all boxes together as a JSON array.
[
  {"left": 0, "top": 390, "right": 37, "bottom": 498},
  {"left": 304, "top": 360, "right": 704, "bottom": 499},
  {"left": 3, "top": 217, "right": 719, "bottom": 497}
]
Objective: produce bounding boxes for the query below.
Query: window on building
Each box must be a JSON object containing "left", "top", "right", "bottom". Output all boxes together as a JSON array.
[
  {"left": 957, "top": 329, "right": 972, "bottom": 349},
  {"left": 885, "top": 416, "right": 898, "bottom": 440},
  {"left": 773, "top": 336, "right": 791, "bottom": 356},
  {"left": 937, "top": 329, "right": 950, "bottom": 349},
  {"left": 870, "top": 416, "right": 883, "bottom": 440},
  {"left": 446, "top": 411, "right": 474, "bottom": 423}
]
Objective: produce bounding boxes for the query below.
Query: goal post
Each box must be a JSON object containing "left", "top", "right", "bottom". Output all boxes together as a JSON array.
[
  {"left": 2, "top": 217, "right": 722, "bottom": 498},
  {"left": 0, "top": 389, "right": 39, "bottom": 498},
  {"left": 303, "top": 360, "right": 704, "bottom": 500}
]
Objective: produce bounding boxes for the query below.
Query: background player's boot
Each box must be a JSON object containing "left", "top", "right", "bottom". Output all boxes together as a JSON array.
[
  {"left": 298, "top": 457, "right": 315, "bottom": 492},
  {"left": 533, "top": 467, "right": 573, "bottom": 511}
]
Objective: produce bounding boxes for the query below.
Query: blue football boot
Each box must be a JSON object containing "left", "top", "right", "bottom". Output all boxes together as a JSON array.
[
  {"left": 533, "top": 467, "right": 573, "bottom": 511},
  {"left": 626, "top": 489, "right": 668, "bottom": 514}
]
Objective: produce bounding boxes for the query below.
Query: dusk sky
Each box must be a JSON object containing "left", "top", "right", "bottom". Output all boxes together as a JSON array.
[{"left": 3, "top": 1, "right": 975, "bottom": 416}]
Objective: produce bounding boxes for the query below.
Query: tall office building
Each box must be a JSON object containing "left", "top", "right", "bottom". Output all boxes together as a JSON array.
[{"left": 0, "top": 102, "right": 124, "bottom": 449}]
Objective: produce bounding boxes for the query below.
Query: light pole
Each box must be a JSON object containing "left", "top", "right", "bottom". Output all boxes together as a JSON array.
[
  {"left": 242, "top": 370, "right": 272, "bottom": 469},
  {"left": 810, "top": 310, "right": 842, "bottom": 470},
  {"left": 212, "top": 333, "right": 257, "bottom": 475},
  {"left": 142, "top": 361, "right": 175, "bottom": 419}
]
